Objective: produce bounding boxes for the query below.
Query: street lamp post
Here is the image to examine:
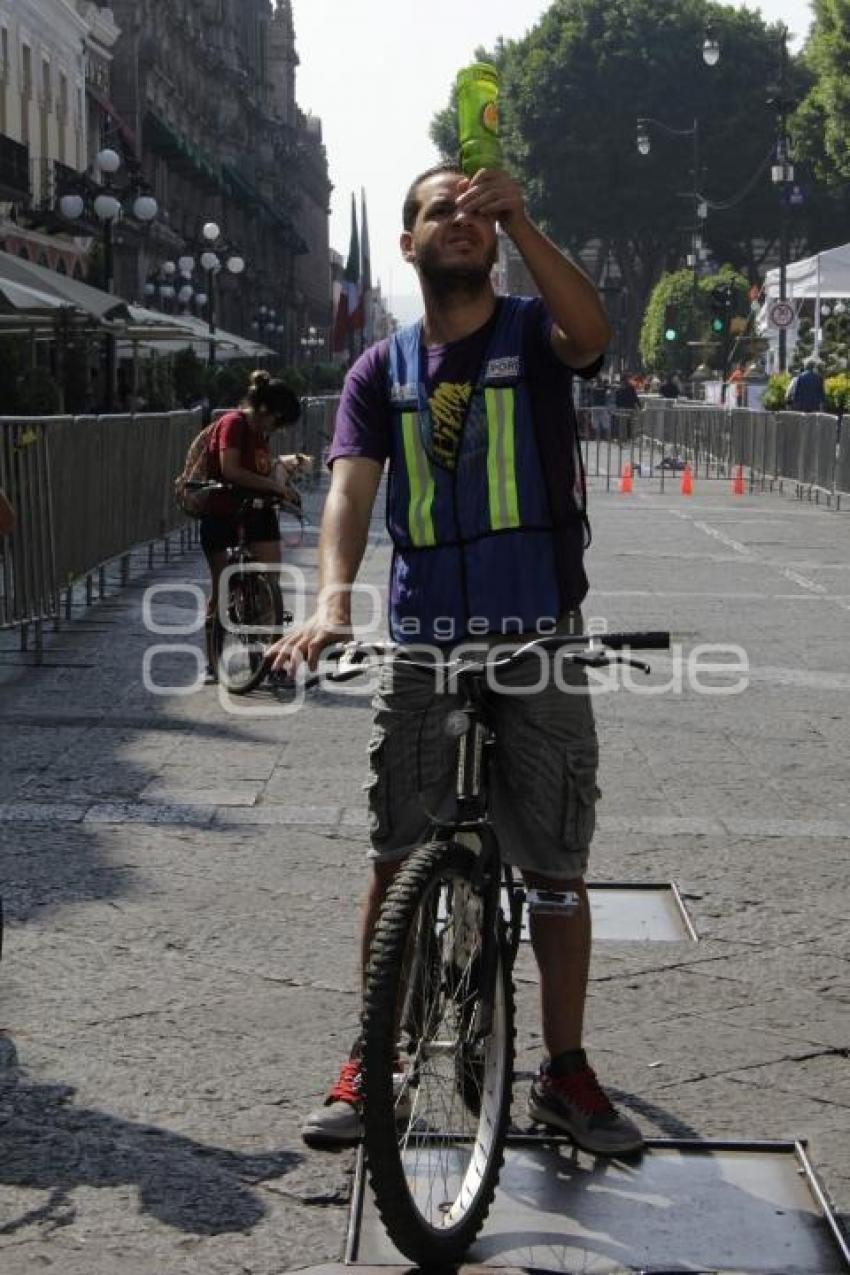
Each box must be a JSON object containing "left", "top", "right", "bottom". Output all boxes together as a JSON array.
[
  {"left": 769, "top": 24, "right": 794, "bottom": 372},
  {"left": 300, "top": 324, "right": 324, "bottom": 392},
  {"left": 252, "top": 307, "right": 286, "bottom": 360},
  {"left": 636, "top": 116, "right": 706, "bottom": 372},
  {"left": 58, "top": 146, "right": 158, "bottom": 410},
  {"left": 200, "top": 221, "right": 245, "bottom": 367},
  {"left": 695, "top": 22, "right": 797, "bottom": 373}
]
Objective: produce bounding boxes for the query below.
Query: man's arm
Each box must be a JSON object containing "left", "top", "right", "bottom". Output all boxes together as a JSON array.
[
  {"left": 269, "top": 456, "right": 383, "bottom": 671},
  {"left": 456, "top": 169, "right": 611, "bottom": 368}
]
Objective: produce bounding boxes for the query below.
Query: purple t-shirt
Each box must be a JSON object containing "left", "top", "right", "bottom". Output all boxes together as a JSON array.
[{"left": 329, "top": 296, "right": 601, "bottom": 616}]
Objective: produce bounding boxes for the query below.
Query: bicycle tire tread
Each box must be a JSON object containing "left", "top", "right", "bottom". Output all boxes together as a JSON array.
[
  {"left": 362, "top": 840, "right": 515, "bottom": 1265},
  {"left": 215, "top": 572, "right": 286, "bottom": 695}
]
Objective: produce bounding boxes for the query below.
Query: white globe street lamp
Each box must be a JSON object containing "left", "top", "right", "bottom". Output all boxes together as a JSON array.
[
  {"left": 702, "top": 35, "right": 720, "bottom": 66},
  {"left": 226, "top": 255, "right": 245, "bottom": 274},
  {"left": 93, "top": 192, "right": 121, "bottom": 222},
  {"left": 132, "top": 194, "right": 158, "bottom": 222},
  {"left": 202, "top": 221, "right": 221, "bottom": 243},
  {"left": 96, "top": 147, "right": 121, "bottom": 175},
  {"left": 59, "top": 192, "right": 85, "bottom": 221},
  {"left": 200, "top": 251, "right": 220, "bottom": 272},
  {"left": 177, "top": 254, "right": 195, "bottom": 276}
]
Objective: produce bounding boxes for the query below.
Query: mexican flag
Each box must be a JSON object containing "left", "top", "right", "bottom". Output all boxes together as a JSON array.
[{"left": 332, "top": 193, "right": 361, "bottom": 353}]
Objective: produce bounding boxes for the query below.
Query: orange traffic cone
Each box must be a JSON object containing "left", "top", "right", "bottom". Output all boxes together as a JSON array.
[
  {"left": 680, "top": 463, "right": 693, "bottom": 496},
  {"left": 618, "top": 462, "right": 633, "bottom": 494},
  {"left": 731, "top": 464, "right": 745, "bottom": 496}
]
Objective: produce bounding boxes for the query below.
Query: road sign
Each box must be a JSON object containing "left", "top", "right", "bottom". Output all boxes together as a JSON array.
[{"left": 768, "top": 300, "right": 796, "bottom": 329}]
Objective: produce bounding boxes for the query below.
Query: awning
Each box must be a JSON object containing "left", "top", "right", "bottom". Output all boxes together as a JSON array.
[
  {"left": 120, "top": 307, "right": 276, "bottom": 360},
  {"left": 0, "top": 276, "right": 77, "bottom": 315},
  {"left": 0, "top": 249, "right": 130, "bottom": 322}
]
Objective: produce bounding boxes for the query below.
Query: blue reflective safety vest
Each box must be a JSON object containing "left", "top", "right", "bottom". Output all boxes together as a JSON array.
[{"left": 386, "top": 297, "right": 584, "bottom": 644}]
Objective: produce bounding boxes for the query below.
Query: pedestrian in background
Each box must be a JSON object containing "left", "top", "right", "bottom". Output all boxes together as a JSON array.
[
  {"left": 614, "top": 372, "right": 641, "bottom": 441},
  {"left": 785, "top": 359, "right": 825, "bottom": 413},
  {"left": 727, "top": 362, "right": 747, "bottom": 407},
  {"left": 659, "top": 374, "right": 680, "bottom": 400},
  {"left": 200, "top": 370, "right": 301, "bottom": 681},
  {"left": 614, "top": 372, "right": 641, "bottom": 411}
]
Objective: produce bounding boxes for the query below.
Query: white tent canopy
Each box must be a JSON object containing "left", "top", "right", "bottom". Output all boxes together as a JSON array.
[{"left": 764, "top": 242, "right": 850, "bottom": 300}]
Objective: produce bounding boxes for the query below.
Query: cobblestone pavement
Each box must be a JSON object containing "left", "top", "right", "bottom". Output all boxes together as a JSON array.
[{"left": 0, "top": 477, "right": 848, "bottom": 1273}]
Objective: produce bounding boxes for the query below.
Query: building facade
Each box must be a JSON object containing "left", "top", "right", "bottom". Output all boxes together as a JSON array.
[
  {"left": 0, "top": 0, "right": 332, "bottom": 360},
  {"left": 0, "top": 0, "right": 106, "bottom": 275},
  {"left": 107, "top": 0, "right": 332, "bottom": 358}
]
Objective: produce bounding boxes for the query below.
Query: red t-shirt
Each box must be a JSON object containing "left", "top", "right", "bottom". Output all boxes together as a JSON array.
[{"left": 205, "top": 410, "right": 273, "bottom": 516}]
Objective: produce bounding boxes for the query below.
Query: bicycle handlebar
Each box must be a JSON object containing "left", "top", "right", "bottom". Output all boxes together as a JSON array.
[
  {"left": 293, "top": 630, "right": 671, "bottom": 690},
  {"left": 185, "top": 480, "right": 303, "bottom": 522}
]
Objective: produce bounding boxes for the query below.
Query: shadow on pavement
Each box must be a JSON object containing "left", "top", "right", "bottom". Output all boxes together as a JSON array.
[{"left": 0, "top": 1034, "right": 300, "bottom": 1237}]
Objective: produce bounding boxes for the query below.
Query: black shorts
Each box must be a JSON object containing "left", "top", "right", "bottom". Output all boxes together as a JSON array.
[{"left": 199, "top": 506, "right": 280, "bottom": 554}]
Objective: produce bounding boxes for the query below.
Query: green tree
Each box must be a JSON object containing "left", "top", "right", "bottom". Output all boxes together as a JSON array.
[
  {"left": 796, "top": 0, "right": 850, "bottom": 183},
  {"left": 431, "top": 1, "right": 810, "bottom": 366}
]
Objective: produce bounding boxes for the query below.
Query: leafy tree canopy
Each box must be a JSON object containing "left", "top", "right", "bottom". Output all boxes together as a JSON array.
[{"left": 796, "top": 0, "right": 850, "bottom": 183}]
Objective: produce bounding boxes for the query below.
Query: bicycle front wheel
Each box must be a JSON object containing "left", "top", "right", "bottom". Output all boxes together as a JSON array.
[
  {"left": 362, "top": 841, "right": 514, "bottom": 1266},
  {"left": 216, "top": 570, "right": 285, "bottom": 695}
]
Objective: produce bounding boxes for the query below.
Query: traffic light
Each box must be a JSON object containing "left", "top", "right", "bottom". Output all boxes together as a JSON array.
[
  {"left": 710, "top": 286, "right": 731, "bottom": 336},
  {"left": 663, "top": 303, "right": 678, "bottom": 342}
]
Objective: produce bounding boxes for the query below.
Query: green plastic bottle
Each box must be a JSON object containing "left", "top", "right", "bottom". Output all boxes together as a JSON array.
[{"left": 456, "top": 62, "right": 503, "bottom": 176}]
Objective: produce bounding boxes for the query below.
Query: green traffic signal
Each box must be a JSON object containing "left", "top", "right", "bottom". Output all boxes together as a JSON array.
[
  {"left": 664, "top": 327, "right": 677, "bottom": 341},
  {"left": 711, "top": 317, "right": 724, "bottom": 333}
]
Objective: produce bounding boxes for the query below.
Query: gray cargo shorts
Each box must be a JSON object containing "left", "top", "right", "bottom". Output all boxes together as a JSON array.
[{"left": 364, "top": 634, "right": 600, "bottom": 881}]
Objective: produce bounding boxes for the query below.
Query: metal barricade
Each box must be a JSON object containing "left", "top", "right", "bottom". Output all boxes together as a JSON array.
[
  {"left": 836, "top": 418, "right": 850, "bottom": 503},
  {"left": 296, "top": 395, "right": 338, "bottom": 487},
  {"left": 578, "top": 400, "right": 850, "bottom": 506},
  {"left": 0, "top": 408, "right": 201, "bottom": 637},
  {"left": 0, "top": 417, "right": 60, "bottom": 634}
]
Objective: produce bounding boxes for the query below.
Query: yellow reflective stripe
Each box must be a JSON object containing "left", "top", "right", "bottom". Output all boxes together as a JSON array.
[
  {"left": 401, "top": 412, "right": 436, "bottom": 546},
  {"left": 485, "top": 388, "right": 520, "bottom": 529}
]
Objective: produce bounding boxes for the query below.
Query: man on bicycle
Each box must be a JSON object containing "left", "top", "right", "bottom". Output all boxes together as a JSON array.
[{"left": 270, "top": 162, "right": 644, "bottom": 1157}]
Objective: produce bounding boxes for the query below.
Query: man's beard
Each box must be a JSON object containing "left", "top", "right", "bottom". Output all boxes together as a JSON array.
[{"left": 417, "top": 240, "right": 497, "bottom": 301}]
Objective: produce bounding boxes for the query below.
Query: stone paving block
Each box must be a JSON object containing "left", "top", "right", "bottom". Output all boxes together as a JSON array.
[
  {"left": 0, "top": 801, "right": 89, "bottom": 824},
  {"left": 728, "top": 1054, "right": 850, "bottom": 1110},
  {"left": 139, "top": 781, "right": 264, "bottom": 807},
  {"left": 213, "top": 804, "right": 341, "bottom": 827}
]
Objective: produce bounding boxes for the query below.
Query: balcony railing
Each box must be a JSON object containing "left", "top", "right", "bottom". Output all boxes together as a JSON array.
[{"left": 0, "top": 132, "right": 30, "bottom": 203}]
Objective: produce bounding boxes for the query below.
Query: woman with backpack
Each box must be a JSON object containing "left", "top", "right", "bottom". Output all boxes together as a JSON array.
[{"left": 200, "top": 369, "right": 304, "bottom": 681}]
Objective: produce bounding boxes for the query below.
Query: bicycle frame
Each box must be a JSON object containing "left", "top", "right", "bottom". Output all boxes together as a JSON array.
[{"left": 426, "top": 674, "right": 525, "bottom": 1040}]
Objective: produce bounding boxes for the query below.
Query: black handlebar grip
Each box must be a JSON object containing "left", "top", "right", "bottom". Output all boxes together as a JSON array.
[{"left": 602, "top": 631, "right": 671, "bottom": 651}]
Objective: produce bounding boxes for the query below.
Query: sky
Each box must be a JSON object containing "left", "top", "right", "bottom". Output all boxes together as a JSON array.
[{"left": 290, "top": 0, "right": 816, "bottom": 327}]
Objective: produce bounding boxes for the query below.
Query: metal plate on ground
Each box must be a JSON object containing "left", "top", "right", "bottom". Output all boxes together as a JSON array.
[
  {"left": 348, "top": 1137, "right": 850, "bottom": 1273},
  {"left": 514, "top": 883, "right": 698, "bottom": 943}
]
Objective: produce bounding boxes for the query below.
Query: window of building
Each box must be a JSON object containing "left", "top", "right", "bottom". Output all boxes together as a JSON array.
[
  {"left": 42, "top": 57, "right": 51, "bottom": 110},
  {"left": 58, "top": 71, "right": 68, "bottom": 121},
  {"left": 0, "top": 27, "right": 9, "bottom": 81}
]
